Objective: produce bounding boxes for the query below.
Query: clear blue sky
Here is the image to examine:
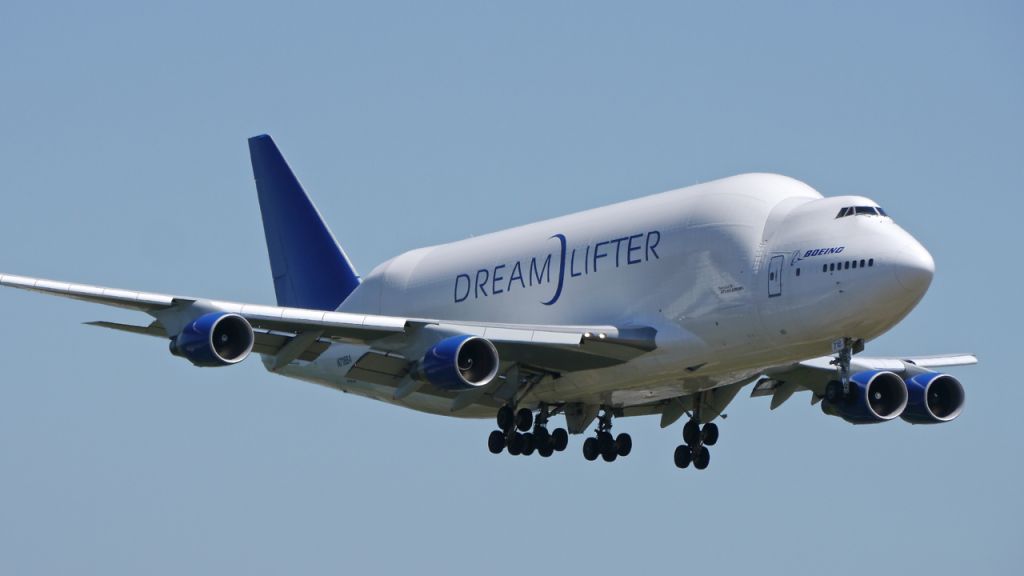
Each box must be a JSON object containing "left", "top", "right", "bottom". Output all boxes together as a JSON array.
[{"left": 0, "top": 1, "right": 1020, "bottom": 574}]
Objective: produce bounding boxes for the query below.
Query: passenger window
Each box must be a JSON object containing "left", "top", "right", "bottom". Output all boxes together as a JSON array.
[
  {"left": 822, "top": 264, "right": 827, "bottom": 273},
  {"left": 844, "top": 261, "right": 850, "bottom": 270},
  {"left": 868, "top": 258, "right": 874, "bottom": 267},
  {"left": 796, "top": 268, "right": 801, "bottom": 277},
  {"left": 852, "top": 260, "right": 857, "bottom": 269},
  {"left": 829, "top": 263, "right": 835, "bottom": 272},
  {"left": 860, "top": 259, "right": 866, "bottom": 267}
]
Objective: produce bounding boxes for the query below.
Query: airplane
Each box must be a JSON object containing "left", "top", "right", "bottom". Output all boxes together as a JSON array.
[{"left": 0, "top": 134, "right": 977, "bottom": 470}]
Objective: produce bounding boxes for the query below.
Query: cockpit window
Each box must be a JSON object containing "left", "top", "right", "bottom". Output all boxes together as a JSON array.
[{"left": 836, "top": 205, "right": 888, "bottom": 219}]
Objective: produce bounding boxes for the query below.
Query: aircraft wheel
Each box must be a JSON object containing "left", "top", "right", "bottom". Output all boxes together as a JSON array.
[
  {"left": 601, "top": 449, "right": 618, "bottom": 462},
  {"left": 487, "top": 430, "right": 505, "bottom": 454},
  {"left": 615, "top": 433, "right": 632, "bottom": 457},
  {"left": 497, "top": 406, "right": 514, "bottom": 431},
  {"left": 508, "top": 432, "right": 524, "bottom": 456},
  {"left": 693, "top": 446, "right": 711, "bottom": 470},
  {"left": 683, "top": 420, "right": 701, "bottom": 446},
  {"left": 515, "top": 408, "right": 534, "bottom": 432},
  {"left": 521, "top": 433, "right": 536, "bottom": 456},
  {"left": 583, "top": 437, "right": 600, "bottom": 461},
  {"left": 533, "top": 427, "right": 550, "bottom": 447},
  {"left": 538, "top": 443, "right": 554, "bottom": 458},
  {"left": 551, "top": 428, "right": 569, "bottom": 452},
  {"left": 702, "top": 423, "right": 719, "bottom": 446},
  {"left": 673, "top": 445, "right": 691, "bottom": 469}
]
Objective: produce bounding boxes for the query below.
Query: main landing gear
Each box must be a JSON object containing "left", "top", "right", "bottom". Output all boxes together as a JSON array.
[
  {"left": 488, "top": 404, "right": 569, "bottom": 457},
  {"left": 673, "top": 417, "right": 718, "bottom": 470},
  {"left": 671, "top": 389, "right": 720, "bottom": 467},
  {"left": 582, "top": 406, "right": 632, "bottom": 463}
]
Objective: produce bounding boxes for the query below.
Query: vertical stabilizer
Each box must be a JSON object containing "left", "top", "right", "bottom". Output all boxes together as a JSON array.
[{"left": 248, "top": 134, "right": 360, "bottom": 311}]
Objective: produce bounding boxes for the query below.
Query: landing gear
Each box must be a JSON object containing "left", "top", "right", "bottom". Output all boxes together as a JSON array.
[
  {"left": 674, "top": 422, "right": 717, "bottom": 470},
  {"left": 822, "top": 337, "right": 866, "bottom": 411},
  {"left": 674, "top": 398, "right": 720, "bottom": 471},
  {"left": 582, "top": 406, "right": 632, "bottom": 463},
  {"left": 488, "top": 403, "right": 569, "bottom": 458}
]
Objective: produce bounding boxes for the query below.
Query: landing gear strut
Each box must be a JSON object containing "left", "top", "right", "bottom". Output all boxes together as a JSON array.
[
  {"left": 674, "top": 394, "right": 719, "bottom": 470},
  {"left": 582, "top": 406, "right": 632, "bottom": 463},
  {"left": 824, "top": 337, "right": 865, "bottom": 406},
  {"left": 488, "top": 403, "right": 568, "bottom": 457}
]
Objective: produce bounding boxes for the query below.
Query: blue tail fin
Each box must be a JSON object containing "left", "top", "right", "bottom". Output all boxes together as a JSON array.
[{"left": 248, "top": 134, "right": 360, "bottom": 311}]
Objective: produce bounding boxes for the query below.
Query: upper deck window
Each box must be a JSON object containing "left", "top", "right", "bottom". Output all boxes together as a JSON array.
[{"left": 836, "top": 206, "right": 887, "bottom": 219}]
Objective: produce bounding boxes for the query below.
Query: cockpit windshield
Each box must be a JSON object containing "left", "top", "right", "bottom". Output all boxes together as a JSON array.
[{"left": 836, "top": 206, "right": 888, "bottom": 219}]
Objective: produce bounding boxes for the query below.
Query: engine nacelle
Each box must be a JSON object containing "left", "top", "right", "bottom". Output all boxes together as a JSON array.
[
  {"left": 169, "top": 312, "right": 254, "bottom": 367},
  {"left": 420, "top": 335, "right": 499, "bottom": 391},
  {"left": 901, "top": 372, "right": 965, "bottom": 424},
  {"left": 822, "top": 370, "right": 909, "bottom": 424}
]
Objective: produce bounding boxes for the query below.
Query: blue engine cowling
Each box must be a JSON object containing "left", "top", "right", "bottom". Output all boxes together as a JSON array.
[
  {"left": 420, "top": 335, "right": 499, "bottom": 391},
  {"left": 822, "top": 370, "right": 909, "bottom": 424},
  {"left": 169, "top": 312, "right": 255, "bottom": 367},
  {"left": 901, "top": 372, "right": 965, "bottom": 424}
]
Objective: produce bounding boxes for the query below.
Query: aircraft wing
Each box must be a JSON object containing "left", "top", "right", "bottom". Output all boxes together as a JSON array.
[
  {"left": 0, "top": 273, "right": 656, "bottom": 373},
  {"left": 751, "top": 353, "right": 978, "bottom": 409}
]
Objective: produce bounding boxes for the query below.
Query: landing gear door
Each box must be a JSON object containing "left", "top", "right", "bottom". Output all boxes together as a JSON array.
[{"left": 768, "top": 255, "right": 783, "bottom": 298}]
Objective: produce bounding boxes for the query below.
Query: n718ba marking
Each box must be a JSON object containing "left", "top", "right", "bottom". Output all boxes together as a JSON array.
[{"left": 0, "top": 135, "right": 976, "bottom": 471}]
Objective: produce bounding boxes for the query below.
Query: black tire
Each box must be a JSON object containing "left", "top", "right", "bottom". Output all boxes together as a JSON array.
[
  {"left": 522, "top": 433, "right": 536, "bottom": 456},
  {"left": 538, "top": 443, "right": 554, "bottom": 458},
  {"left": 693, "top": 446, "right": 711, "bottom": 470},
  {"left": 515, "top": 408, "right": 534, "bottom": 432},
  {"left": 583, "top": 437, "right": 600, "bottom": 461},
  {"left": 601, "top": 449, "right": 618, "bottom": 462},
  {"left": 615, "top": 433, "right": 633, "bottom": 457},
  {"left": 552, "top": 428, "right": 569, "bottom": 452},
  {"left": 487, "top": 430, "right": 505, "bottom": 454},
  {"left": 683, "top": 420, "right": 701, "bottom": 446},
  {"left": 702, "top": 422, "right": 719, "bottom": 446},
  {"left": 497, "top": 406, "right": 514, "bottom": 431},
  {"left": 598, "top": 431, "right": 615, "bottom": 457},
  {"left": 533, "top": 427, "right": 550, "bottom": 446},
  {"left": 673, "top": 445, "right": 691, "bottom": 469},
  {"left": 508, "top": 432, "right": 524, "bottom": 455}
]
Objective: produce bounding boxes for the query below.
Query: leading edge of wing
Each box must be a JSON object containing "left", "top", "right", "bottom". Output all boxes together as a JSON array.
[
  {"left": 1, "top": 273, "right": 657, "bottom": 370},
  {"left": 792, "top": 353, "right": 979, "bottom": 372}
]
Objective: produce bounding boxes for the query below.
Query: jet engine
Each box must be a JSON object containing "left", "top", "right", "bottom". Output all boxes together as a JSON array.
[
  {"left": 419, "top": 335, "right": 499, "bottom": 390},
  {"left": 169, "top": 312, "right": 254, "bottom": 367},
  {"left": 901, "top": 372, "right": 965, "bottom": 424},
  {"left": 821, "top": 370, "right": 908, "bottom": 424}
]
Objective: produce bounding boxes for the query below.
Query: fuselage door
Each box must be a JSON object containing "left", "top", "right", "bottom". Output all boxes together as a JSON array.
[{"left": 768, "top": 254, "right": 784, "bottom": 298}]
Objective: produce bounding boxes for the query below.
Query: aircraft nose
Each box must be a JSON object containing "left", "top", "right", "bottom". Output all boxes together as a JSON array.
[{"left": 892, "top": 238, "right": 935, "bottom": 294}]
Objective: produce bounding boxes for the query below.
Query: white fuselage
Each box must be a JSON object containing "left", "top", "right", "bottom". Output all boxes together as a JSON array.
[{"left": 272, "top": 173, "right": 935, "bottom": 417}]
